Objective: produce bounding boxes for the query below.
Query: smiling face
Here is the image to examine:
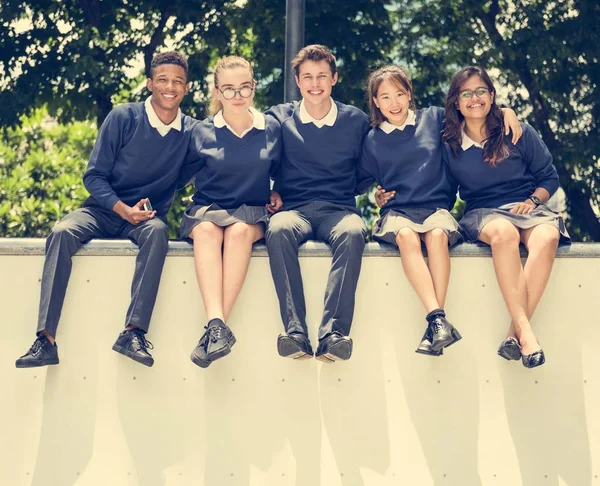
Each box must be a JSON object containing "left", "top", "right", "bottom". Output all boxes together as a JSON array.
[
  {"left": 374, "top": 79, "right": 412, "bottom": 126},
  {"left": 456, "top": 75, "right": 495, "bottom": 123},
  {"left": 213, "top": 66, "right": 255, "bottom": 116},
  {"left": 146, "top": 64, "right": 189, "bottom": 118},
  {"left": 295, "top": 60, "right": 338, "bottom": 109}
]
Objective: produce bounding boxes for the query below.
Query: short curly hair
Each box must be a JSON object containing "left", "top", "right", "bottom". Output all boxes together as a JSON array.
[{"left": 150, "top": 51, "right": 189, "bottom": 81}]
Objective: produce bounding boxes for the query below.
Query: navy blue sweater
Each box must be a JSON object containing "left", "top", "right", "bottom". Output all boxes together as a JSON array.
[
  {"left": 187, "top": 115, "right": 281, "bottom": 209},
  {"left": 83, "top": 102, "right": 197, "bottom": 219},
  {"left": 266, "top": 101, "right": 371, "bottom": 207},
  {"left": 444, "top": 122, "right": 559, "bottom": 212},
  {"left": 360, "top": 106, "right": 457, "bottom": 215}
]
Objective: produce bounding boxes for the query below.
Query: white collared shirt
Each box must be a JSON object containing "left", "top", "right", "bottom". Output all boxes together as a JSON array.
[
  {"left": 461, "top": 130, "right": 486, "bottom": 150},
  {"left": 213, "top": 106, "right": 265, "bottom": 138},
  {"left": 298, "top": 98, "right": 338, "bottom": 128},
  {"left": 145, "top": 96, "right": 182, "bottom": 137},
  {"left": 379, "top": 110, "right": 416, "bottom": 134}
]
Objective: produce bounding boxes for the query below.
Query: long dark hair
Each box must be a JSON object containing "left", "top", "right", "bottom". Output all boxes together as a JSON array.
[{"left": 442, "top": 66, "right": 509, "bottom": 167}]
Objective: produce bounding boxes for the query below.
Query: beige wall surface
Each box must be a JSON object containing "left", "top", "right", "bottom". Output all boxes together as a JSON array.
[{"left": 0, "top": 242, "right": 598, "bottom": 486}]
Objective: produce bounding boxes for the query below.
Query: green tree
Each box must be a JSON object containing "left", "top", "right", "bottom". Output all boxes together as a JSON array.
[
  {"left": 0, "top": 0, "right": 235, "bottom": 127},
  {"left": 389, "top": 0, "right": 600, "bottom": 240},
  {"left": 0, "top": 108, "right": 95, "bottom": 236}
]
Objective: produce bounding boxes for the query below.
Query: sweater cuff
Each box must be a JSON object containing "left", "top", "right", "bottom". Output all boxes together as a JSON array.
[{"left": 105, "top": 195, "right": 121, "bottom": 213}]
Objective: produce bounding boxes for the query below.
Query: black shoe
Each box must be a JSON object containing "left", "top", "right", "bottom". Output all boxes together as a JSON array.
[
  {"left": 415, "top": 326, "right": 443, "bottom": 357},
  {"left": 497, "top": 337, "right": 522, "bottom": 361},
  {"left": 429, "top": 316, "right": 462, "bottom": 352},
  {"left": 15, "top": 335, "right": 59, "bottom": 368},
  {"left": 112, "top": 328, "right": 154, "bottom": 367},
  {"left": 522, "top": 349, "right": 545, "bottom": 369},
  {"left": 277, "top": 332, "right": 313, "bottom": 359},
  {"left": 204, "top": 318, "right": 236, "bottom": 362},
  {"left": 190, "top": 331, "right": 211, "bottom": 368},
  {"left": 315, "top": 332, "right": 353, "bottom": 363}
]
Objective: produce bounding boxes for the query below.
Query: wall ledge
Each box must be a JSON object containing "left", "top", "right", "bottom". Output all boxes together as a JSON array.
[{"left": 0, "top": 237, "right": 596, "bottom": 258}]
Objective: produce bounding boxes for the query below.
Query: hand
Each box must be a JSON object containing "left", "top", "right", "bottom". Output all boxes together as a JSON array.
[
  {"left": 501, "top": 108, "right": 523, "bottom": 144},
  {"left": 374, "top": 185, "right": 395, "bottom": 208},
  {"left": 266, "top": 190, "right": 283, "bottom": 214},
  {"left": 113, "top": 199, "right": 156, "bottom": 224},
  {"left": 509, "top": 200, "right": 536, "bottom": 215}
]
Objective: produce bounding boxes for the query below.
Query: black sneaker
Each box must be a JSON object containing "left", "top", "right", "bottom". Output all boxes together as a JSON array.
[
  {"left": 15, "top": 335, "right": 59, "bottom": 368},
  {"left": 315, "top": 332, "right": 353, "bottom": 363},
  {"left": 204, "top": 318, "right": 236, "bottom": 362},
  {"left": 415, "top": 325, "right": 443, "bottom": 357},
  {"left": 277, "top": 332, "right": 313, "bottom": 359},
  {"left": 112, "top": 328, "right": 154, "bottom": 367},
  {"left": 190, "top": 331, "right": 211, "bottom": 368}
]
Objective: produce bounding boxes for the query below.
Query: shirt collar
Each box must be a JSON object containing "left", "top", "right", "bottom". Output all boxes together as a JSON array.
[
  {"left": 145, "top": 96, "right": 182, "bottom": 136},
  {"left": 298, "top": 98, "right": 338, "bottom": 127},
  {"left": 461, "top": 130, "right": 486, "bottom": 150},
  {"left": 213, "top": 106, "right": 265, "bottom": 137},
  {"left": 379, "top": 110, "right": 416, "bottom": 134}
]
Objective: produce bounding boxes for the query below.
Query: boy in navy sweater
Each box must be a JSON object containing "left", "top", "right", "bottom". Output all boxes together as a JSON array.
[
  {"left": 265, "top": 45, "right": 371, "bottom": 362},
  {"left": 16, "top": 52, "right": 199, "bottom": 368}
]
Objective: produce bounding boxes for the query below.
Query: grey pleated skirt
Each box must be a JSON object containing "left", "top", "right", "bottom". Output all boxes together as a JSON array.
[
  {"left": 373, "top": 208, "right": 463, "bottom": 247},
  {"left": 180, "top": 203, "right": 269, "bottom": 239},
  {"left": 459, "top": 203, "right": 570, "bottom": 244}
]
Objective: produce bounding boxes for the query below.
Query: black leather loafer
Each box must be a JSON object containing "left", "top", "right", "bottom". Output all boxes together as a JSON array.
[{"left": 497, "top": 337, "right": 522, "bottom": 361}]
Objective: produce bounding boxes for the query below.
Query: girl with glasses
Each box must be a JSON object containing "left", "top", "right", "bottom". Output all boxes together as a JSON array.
[
  {"left": 181, "top": 56, "right": 283, "bottom": 368},
  {"left": 443, "top": 66, "right": 569, "bottom": 369},
  {"left": 364, "top": 65, "right": 522, "bottom": 357}
]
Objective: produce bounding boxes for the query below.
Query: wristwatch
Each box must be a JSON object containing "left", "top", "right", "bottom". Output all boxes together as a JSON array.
[{"left": 528, "top": 195, "right": 541, "bottom": 207}]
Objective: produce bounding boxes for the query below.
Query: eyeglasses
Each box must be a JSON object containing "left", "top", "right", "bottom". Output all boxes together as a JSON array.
[
  {"left": 459, "top": 87, "right": 491, "bottom": 100},
  {"left": 218, "top": 86, "right": 254, "bottom": 100}
]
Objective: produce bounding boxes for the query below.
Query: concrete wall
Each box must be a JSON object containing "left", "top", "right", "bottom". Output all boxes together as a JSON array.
[{"left": 0, "top": 239, "right": 598, "bottom": 486}]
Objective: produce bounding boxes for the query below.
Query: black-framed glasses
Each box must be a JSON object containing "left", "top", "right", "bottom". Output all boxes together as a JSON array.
[
  {"left": 459, "top": 87, "right": 491, "bottom": 100},
  {"left": 218, "top": 86, "right": 255, "bottom": 100}
]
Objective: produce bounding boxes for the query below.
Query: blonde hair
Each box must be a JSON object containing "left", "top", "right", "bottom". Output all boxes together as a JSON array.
[{"left": 208, "top": 56, "right": 255, "bottom": 116}]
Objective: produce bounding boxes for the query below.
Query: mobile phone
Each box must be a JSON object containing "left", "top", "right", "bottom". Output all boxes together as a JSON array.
[{"left": 143, "top": 200, "right": 153, "bottom": 211}]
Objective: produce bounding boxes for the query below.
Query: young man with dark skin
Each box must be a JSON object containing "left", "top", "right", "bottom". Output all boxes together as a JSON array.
[
  {"left": 265, "top": 44, "right": 372, "bottom": 362},
  {"left": 16, "top": 51, "right": 199, "bottom": 368}
]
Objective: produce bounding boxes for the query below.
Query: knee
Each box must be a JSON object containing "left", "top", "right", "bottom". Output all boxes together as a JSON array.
[
  {"left": 395, "top": 227, "right": 419, "bottom": 249},
  {"left": 425, "top": 228, "right": 448, "bottom": 246},
  {"left": 527, "top": 227, "right": 560, "bottom": 253},
  {"left": 191, "top": 222, "right": 223, "bottom": 243},
  {"left": 332, "top": 219, "right": 366, "bottom": 245},
  {"left": 143, "top": 218, "right": 169, "bottom": 245},
  {"left": 225, "top": 223, "right": 254, "bottom": 244},
  {"left": 265, "top": 214, "right": 295, "bottom": 243},
  {"left": 47, "top": 220, "right": 78, "bottom": 247},
  {"left": 487, "top": 221, "right": 520, "bottom": 247}
]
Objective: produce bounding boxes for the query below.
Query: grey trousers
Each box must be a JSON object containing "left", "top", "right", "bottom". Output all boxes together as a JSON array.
[
  {"left": 265, "top": 202, "right": 367, "bottom": 340},
  {"left": 37, "top": 206, "right": 169, "bottom": 336}
]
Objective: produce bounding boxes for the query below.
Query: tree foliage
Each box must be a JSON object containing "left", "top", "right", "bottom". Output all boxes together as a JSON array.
[
  {"left": 0, "top": 0, "right": 235, "bottom": 127},
  {"left": 1, "top": 0, "right": 598, "bottom": 239},
  {"left": 389, "top": 0, "right": 600, "bottom": 240}
]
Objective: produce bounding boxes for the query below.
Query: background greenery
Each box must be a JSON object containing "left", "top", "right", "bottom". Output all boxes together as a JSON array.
[{"left": 1, "top": 0, "right": 598, "bottom": 239}]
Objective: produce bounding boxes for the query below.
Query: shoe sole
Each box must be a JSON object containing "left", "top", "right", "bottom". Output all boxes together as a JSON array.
[
  {"left": 431, "top": 329, "right": 462, "bottom": 352},
  {"left": 316, "top": 340, "right": 353, "bottom": 363},
  {"left": 415, "top": 348, "right": 443, "bottom": 357},
  {"left": 277, "top": 336, "right": 312, "bottom": 360},
  {"left": 112, "top": 344, "right": 154, "bottom": 367},
  {"left": 205, "top": 334, "right": 237, "bottom": 362},
  {"left": 190, "top": 352, "right": 211, "bottom": 368},
  {"left": 15, "top": 358, "right": 59, "bottom": 368},
  {"left": 497, "top": 341, "right": 522, "bottom": 361}
]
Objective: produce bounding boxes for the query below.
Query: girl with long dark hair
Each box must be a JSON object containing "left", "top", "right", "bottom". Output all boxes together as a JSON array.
[{"left": 443, "top": 66, "right": 569, "bottom": 369}]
